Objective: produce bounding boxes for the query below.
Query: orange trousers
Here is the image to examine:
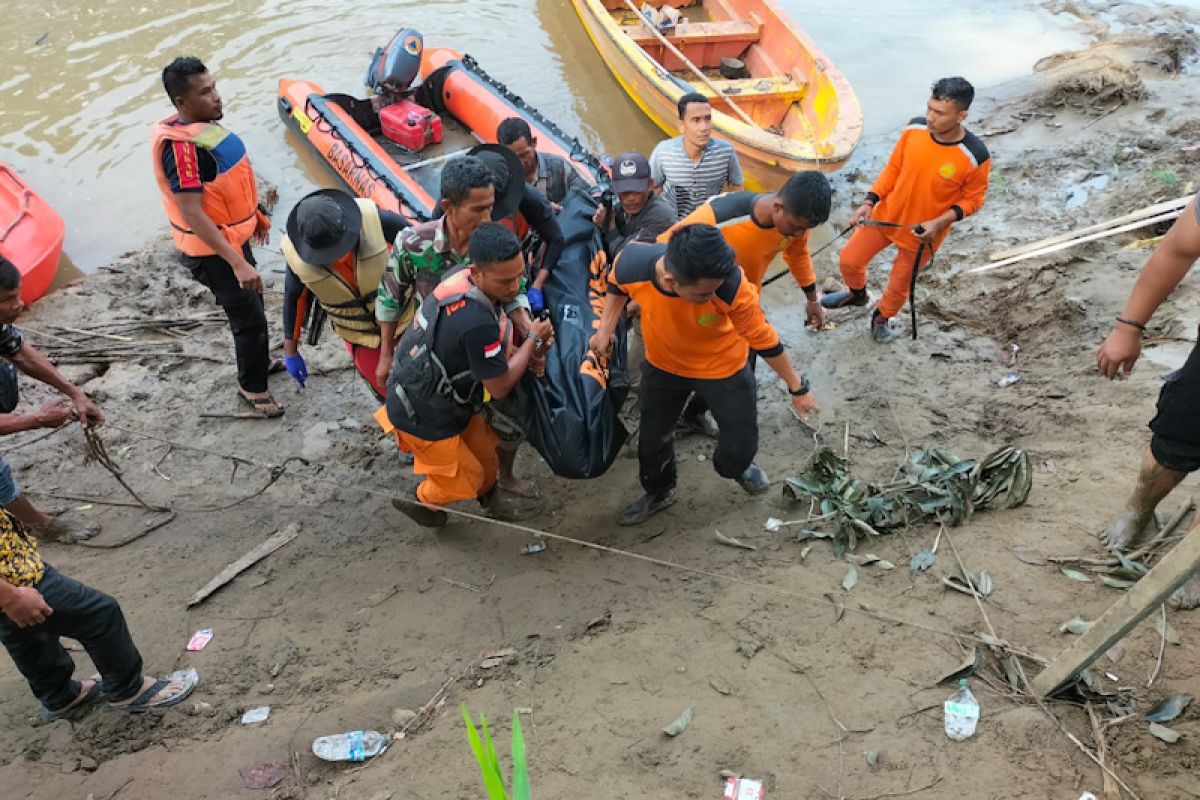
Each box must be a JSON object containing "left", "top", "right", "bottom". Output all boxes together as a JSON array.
[
  {"left": 838, "top": 225, "right": 934, "bottom": 320},
  {"left": 395, "top": 414, "right": 499, "bottom": 507}
]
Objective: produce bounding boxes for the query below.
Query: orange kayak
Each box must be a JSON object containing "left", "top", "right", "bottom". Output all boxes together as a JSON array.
[
  {"left": 278, "top": 46, "right": 606, "bottom": 221},
  {"left": 0, "top": 162, "right": 62, "bottom": 304},
  {"left": 573, "top": 0, "right": 863, "bottom": 188}
]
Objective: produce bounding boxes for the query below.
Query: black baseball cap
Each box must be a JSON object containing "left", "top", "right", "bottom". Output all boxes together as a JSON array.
[
  {"left": 285, "top": 189, "right": 362, "bottom": 264},
  {"left": 610, "top": 152, "right": 651, "bottom": 193}
]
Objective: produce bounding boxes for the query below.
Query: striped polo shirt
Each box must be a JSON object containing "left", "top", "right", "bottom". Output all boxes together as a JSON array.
[{"left": 649, "top": 136, "right": 743, "bottom": 218}]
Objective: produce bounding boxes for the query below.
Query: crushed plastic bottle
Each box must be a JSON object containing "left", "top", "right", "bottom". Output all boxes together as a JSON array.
[
  {"left": 944, "top": 679, "right": 980, "bottom": 741},
  {"left": 311, "top": 730, "right": 389, "bottom": 762}
]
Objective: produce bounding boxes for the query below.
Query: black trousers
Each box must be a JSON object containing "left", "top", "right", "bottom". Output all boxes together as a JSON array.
[
  {"left": 1150, "top": 331, "right": 1200, "bottom": 472},
  {"left": 638, "top": 360, "right": 758, "bottom": 494},
  {"left": 681, "top": 351, "right": 758, "bottom": 421},
  {"left": 0, "top": 565, "right": 144, "bottom": 711},
  {"left": 182, "top": 242, "right": 270, "bottom": 393}
]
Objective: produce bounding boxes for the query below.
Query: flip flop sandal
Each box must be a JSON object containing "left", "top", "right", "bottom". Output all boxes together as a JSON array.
[
  {"left": 268, "top": 358, "right": 286, "bottom": 375},
  {"left": 237, "top": 392, "right": 285, "bottom": 419},
  {"left": 109, "top": 669, "right": 198, "bottom": 713},
  {"left": 42, "top": 678, "right": 103, "bottom": 722}
]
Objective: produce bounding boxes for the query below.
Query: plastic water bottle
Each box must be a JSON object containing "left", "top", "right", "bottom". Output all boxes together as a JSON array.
[
  {"left": 943, "top": 679, "right": 979, "bottom": 741},
  {"left": 311, "top": 730, "right": 389, "bottom": 762}
]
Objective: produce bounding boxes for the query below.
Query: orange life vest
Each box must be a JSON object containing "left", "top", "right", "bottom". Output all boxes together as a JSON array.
[{"left": 151, "top": 116, "right": 260, "bottom": 257}]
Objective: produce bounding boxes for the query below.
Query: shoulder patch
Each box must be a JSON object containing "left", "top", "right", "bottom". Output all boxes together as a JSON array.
[
  {"left": 715, "top": 268, "right": 742, "bottom": 306},
  {"left": 613, "top": 242, "right": 664, "bottom": 286},
  {"left": 958, "top": 130, "right": 991, "bottom": 168},
  {"left": 709, "top": 191, "right": 756, "bottom": 224}
]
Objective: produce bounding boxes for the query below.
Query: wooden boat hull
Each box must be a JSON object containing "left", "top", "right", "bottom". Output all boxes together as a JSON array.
[
  {"left": 573, "top": 0, "right": 863, "bottom": 189},
  {"left": 0, "top": 161, "right": 62, "bottom": 304},
  {"left": 278, "top": 47, "right": 604, "bottom": 222}
]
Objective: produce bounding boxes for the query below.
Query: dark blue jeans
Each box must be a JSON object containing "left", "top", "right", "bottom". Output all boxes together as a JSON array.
[{"left": 0, "top": 565, "right": 143, "bottom": 711}]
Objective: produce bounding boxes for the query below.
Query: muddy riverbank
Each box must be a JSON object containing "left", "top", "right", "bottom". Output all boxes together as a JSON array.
[{"left": 3, "top": 4, "right": 1200, "bottom": 799}]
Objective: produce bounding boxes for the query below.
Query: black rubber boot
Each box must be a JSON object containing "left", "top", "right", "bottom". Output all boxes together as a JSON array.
[
  {"left": 392, "top": 488, "right": 448, "bottom": 528},
  {"left": 820, "top": 287, "right": 869, "bottom": 309},
  {"left": 618, "top": 490, "right": 677, "bottom": 526}
]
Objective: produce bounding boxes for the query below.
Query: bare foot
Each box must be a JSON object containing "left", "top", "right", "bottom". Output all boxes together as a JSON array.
[
  {"left": 1101, "top": 509, "right": 1156, "bottom": 551},
  {"left": 1169, "top": 575, "right": 1200, "bottom": 610},
  {"left": 498, "top": 475, "right": 540, "bottom": 500},
  {"left": 33, "top": 516, "right": 100, "bottom": 544},
  {"left": 109, "top": 674, "right": 194, "bottom": 712}
]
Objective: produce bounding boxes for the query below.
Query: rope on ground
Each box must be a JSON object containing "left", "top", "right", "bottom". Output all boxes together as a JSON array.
[{"left": 97, "top": 421, "right": 998, "bottom": 649}]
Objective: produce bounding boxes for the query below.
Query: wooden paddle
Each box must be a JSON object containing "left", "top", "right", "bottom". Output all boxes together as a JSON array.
[{"left": 620, "top": 0, "right": 761, "bottom": 130}]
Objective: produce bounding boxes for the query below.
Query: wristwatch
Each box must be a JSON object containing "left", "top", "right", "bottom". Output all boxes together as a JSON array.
[{"left": 789, "top": 376, "right": 811, "bottom": 397}]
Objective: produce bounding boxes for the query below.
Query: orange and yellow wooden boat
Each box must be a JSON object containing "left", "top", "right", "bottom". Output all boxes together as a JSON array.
[{"left": 573, "top": 0, "right": 862, "bottom": 189}]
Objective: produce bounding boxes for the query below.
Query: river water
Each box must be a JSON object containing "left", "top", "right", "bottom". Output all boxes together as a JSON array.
[{"left": 1, "top": 0, "right": 1092, "bottom": 270}]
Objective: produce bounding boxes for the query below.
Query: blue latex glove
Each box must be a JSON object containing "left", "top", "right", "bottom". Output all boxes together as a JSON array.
[
  {"left": 284, "top": 353, "right": 308, "bottom": 389},
  {"left": 526, "top": 287, "right": 545, "bottom": 315}
]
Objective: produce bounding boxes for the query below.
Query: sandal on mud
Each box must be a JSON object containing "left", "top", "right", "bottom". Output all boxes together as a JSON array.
[
  {"left": 33, "top": 515, "right": 100, "bottom": 544},
  {"left": 109, "top": 670, "right": 197, "bottom": 713},
  {"left": 42, "top": 678, "right": 103, "bottom": 722},
  {"left": 268, "top": 358, "right": 286, "bottom": 375},
  {"left": 237, "top": 392, "right": 285, "bottom": 419}
]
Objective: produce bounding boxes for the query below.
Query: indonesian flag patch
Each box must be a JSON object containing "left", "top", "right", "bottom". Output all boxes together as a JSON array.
[{"left": 483, "top": 339, "right": 502, "bottom": 359}]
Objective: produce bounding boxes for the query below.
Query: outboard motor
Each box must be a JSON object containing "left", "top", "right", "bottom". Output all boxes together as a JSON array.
[{"left": 365, "top": 28, "right": 424, "bottom": 99}]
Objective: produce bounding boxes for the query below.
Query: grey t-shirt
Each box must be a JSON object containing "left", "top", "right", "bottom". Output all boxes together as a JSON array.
[
  {"left": 649, "top": 136, "right": 743, "bottom": 218},
  {"left": 606, "top": 193, "right": 678, "bottom": 256}
]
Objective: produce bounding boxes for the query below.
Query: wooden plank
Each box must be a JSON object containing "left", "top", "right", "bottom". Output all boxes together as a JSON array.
[
  {"left": 969, "top": 209, "right": 1184, "bottom": 275},
  {"left": 187, "top": 524, "right": 300, "bottom": 607},
  {"left": 988, "top": 195, "right": 1191, "bottom": 262},
  {"left": 1030, "top": 518, "right": 1200, "bottom": 697}
]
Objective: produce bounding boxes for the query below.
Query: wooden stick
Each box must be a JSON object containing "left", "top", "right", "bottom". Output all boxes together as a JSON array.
[
  {"left": 621, "top": 0, "right": 761, "bottom": 130},
  {"left": 1148, "top": 604, "right": 1167, "bottom": 688},
  {"left": 1030, "top": 517, "right": 1200, "bottom": 697},
  {"left": 989, "top": 195, "right": 1192, "bottom": 261},
  {"left": 971, "top": 210, "right": 1184, "bottom": 274},
  {"left": 49, "top": 323, "right": 134, "bottom": 343},
  {"left": 1086, "top": 703, "right": 1120, "bottom": 800},
  {"left": 188, "top": 524, "right": 300, "bottom": 607}
]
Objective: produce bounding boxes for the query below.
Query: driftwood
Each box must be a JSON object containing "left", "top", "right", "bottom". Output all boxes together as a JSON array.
[
  {"left": 188, "top": 524, "right": 300, "bottom": 607},
  {"left": 988, "top": 195, "right": 1191, "bottom": 261}
]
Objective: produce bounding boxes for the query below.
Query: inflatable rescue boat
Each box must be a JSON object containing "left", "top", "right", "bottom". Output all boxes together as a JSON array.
[
  {"left": 0, "top": 161, "right": 63, "bottom": 304},
  {"left": 278, "top": 34, "right": 607, "bottom": 223}
]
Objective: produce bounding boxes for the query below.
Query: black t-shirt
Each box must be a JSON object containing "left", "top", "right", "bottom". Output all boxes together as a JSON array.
[{"left": 433, "top": 292, "right": 508, "bottom": 393}]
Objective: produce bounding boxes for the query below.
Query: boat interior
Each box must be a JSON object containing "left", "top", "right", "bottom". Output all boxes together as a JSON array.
[
  {"left": 315, "top": 89, "right": 482, "bottom": 199},
  {"left": 600, "top": 0, "right": 812, "bottom": 133}
]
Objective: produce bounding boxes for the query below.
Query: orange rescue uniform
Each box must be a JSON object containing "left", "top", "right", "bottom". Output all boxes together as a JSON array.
[
  {"left": 608, "top": 242, "right": 783, "bottom": 381},
  {"left": 841, "top": 117, "right": 990, "bottom": 318},
  {"left": 659, "top": 191, "right": 813, "bottom": 289}
]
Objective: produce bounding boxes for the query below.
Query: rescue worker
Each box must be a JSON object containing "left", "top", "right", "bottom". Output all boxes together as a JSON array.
[
  {"left": 152, "top": 56, "right": 281, "bottom": 416},
  {"left": 467, "top": 144, "right": 564, "bottom": 317},
  {"left": 386, "top": 224, "right": 555, "bottom": 528},
  {"left": 660, "top": 171, "right": 832, "bottom": 436},
  {"left": 497, "top": 117, "right": 584, "bottom": 208},
  {"left": 589, "top": 224, "right": 820, "bottom": 526},
  {"left": 822, "top": 77, "right": 990, "bottom": 344},
  {"left": 279, "top": 189, "right": 409, "bottom": 399},
  {"left": 1096, "top": 191, "right": 1200, "bottom": 609},
  {"left": 376, "top": 155, "right": 541, "bottom": 498}
]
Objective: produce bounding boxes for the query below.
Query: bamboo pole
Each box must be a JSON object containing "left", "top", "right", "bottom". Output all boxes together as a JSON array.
[
  {"left": 969, "top": 209, "right": 1183, "bottom": 275},
  {"left": 988, "top": 195, "right": 1192, "bottom": 262},
  {"left": 621, "top": 0, "right": 761, "bottom": 130}
]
